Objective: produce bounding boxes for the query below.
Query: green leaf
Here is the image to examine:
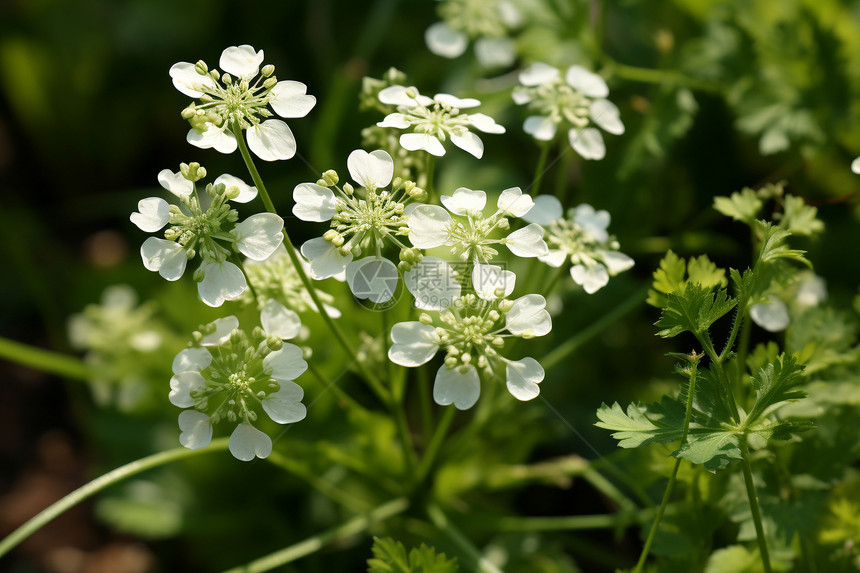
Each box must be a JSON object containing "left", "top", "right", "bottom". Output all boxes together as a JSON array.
[
  {"left": 746, "top": 353, "right": 806, "bottom": 426},
  {"left": 676, "top": 428, "right": 742, "bottom": 471},
  {"left": 368, "top": 537, "right": 458, "bottom": 573},
  {"left": 656, "top": 283, "right": 737, "bottom": 338},
  {"left": 713, "top": 188, "right": 763, "bottom": 225},
  {"left": 594, "top": 399, "right": 685, "bottom": 449},
  {"left": 704, "top": 545, "right": 766, "bottom": 573},
  {"left": 687, "top": 256, "right": 729, "bottom": 290},
  {"left": 755, "top": 220, "right": 811, "bottom": 267},
  {"left": 779, "top": 195, "right": 824, "bottom": 237},
  {"left": 647, "top": 251, "right": 728, "bottom": 308}
]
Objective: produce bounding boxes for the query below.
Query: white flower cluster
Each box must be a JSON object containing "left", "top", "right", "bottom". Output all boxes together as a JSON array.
[
  {"left": 523, "top": 195, "right": 634, "bottom": 293},
  {"left": 131, "top": 163, "right": 284, "bottom": 307},
  {"left": 169, "top": 306, "right": 307, "bottom": 461},
  {"left": 171, "top": 45, "right": 316, "bottom": 161},
  {"left": 512, "top": 62, "right": 624, "bottom": 160},
  {"left": 377, "top": 86, "right": 505, "bottom": 158},
  {"left": 425, "top": 0, "right": 522, "bottom": 68}
]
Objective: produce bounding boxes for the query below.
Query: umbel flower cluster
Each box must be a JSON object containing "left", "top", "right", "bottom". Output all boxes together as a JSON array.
[{"left": 126, "top": 44, "right": 633, "bottom": 460}]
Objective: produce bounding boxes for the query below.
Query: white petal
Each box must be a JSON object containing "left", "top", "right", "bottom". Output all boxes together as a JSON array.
[
  {"left": 506, "top": 357, "right": 544, "bottom": 401},
  {"left": 264, "top": 343, "right": 308, "bottom": 382},
  {"left": 292, "top": 183, "right": 337, "bottom": 222},
  {"left": 378, "top": 85, "right": 421, "bottom": 107},
  {"left": 388, "top": 322, "right": 441, "bottom": 367},
  {"left": 434, "top": 365, "right": 480, "bottom": 410},
  {"left": 497, "top": 1, "right": 523, "bottom": 26},
  {"left": 506, "top": 224, "right": 549, "bottom": 257},
  {"left": 405, "top": 256, "right": 461, "bottom": 310},
  {"left": 523, "top": 116, "right": 557, "bottom": 141},
  {"left": 570, "top": 127, "right": 606, "bottom": 160},
  {"left": 538, "top": 249, "right": 568, "bottom": 268},
  {"left": 201, "top": 316, "right": 240, "bottom": 346},
  {"left": 408, "top": 205, "right": 452, "bottom": 248},
  {"left": 434, "top": 93, "right": 481, "bottom": 109},
  {"left": 345, "top": 258, "right": 399, "bottom": 303},
  {"left": 377, "top": 112, "right": 413, "bottom": 129},
  {"left": 172, "top": 347, "right": 212, "bottom": 374},
  {"left": 269, "top": 80, "right": 316, "bottom": 118},
  {"left": 169, "top": 371, "right": 206, "bottom": 408},
  {"left": 157, "top": 169, "right": 194, "bottom": 198},
  {"left": 474, "top": 37, "right": 516, "bottom": 68},
  {"left": 599, "top": 250, "right": 634, "bottom": 275},
  {"left": 261, "top": 299, "right": 302, "bottom": 340},
  {"left": 214, "top": 174, "right": 257, "bottom": 203},
  {"left": 141, "top": 237, "right": 187, "bottom": 281},
  {"left": 233, "top": 213, "right": 284, "bottom": 261},
  {"left": 198, "top": 261, "right": 247, "bottom": 307},
  {"left": 497, "top": 187, "right": 534, "bottom": 218},
  {"left": 219, "top": 45, "right": 264, "bottom": 80},
  {"left": 522, "top": 194, "right": 563, "bottom": 225},
  {"left": 187, "top": 124, "right": 238, "bottom": 154},
  {"left": 750, "top": 296, "right": 790, "bottom": 333},
  {"left": 572, "top": 204, "right": 611, "bottom": 241},
  {"left": 519, "top": 62, "right": 560, "bottom": 86},
  {"left": 506, "top": 294, "right": 552, "bottom": 336},
  {"left": 852, "top": 157, "right": 860, "bottom": 174},
  {"left": 262, "top": 382, "right": 307, "bottom": 424},
  {"left": 248, "top": 119, "right": 297, "bottom": 161},
  {"left": 565, "top": 66, "right": 609, "bottom": 98},
  {"left": 400, "top": 133, "right": 446, "bottom": 156},
  {"left": 300, "top": 238, "right": 353, "bottom": 279},
  {"left": 178, "top": 410, "right": 212, "bottom": 450},
  {"left": 169, "top": 62, "right": 217, "bottom": 98},
  {"left": 130, "top": 197, "right": 170, "bottom": 232},
  {"left": 796, "top": 275, "right": 827, "bottom": 308},
  {"left": 425, "top": 22, "right": 468, "bottom": 59},
  {"left": 590, "top": 99, "right": 624, "bottom": 135},
  {"left": 441, "top": 188, "right": 487, "bottom": 215},
  {"left": 450, "top": 131, "right": 484, "bottom": 158},
  {"left": 229, "top": 423, "right": 272, "bottom": 461},
  {"left": 468, "top": 113, "right": 506, "bottom": 134},
  {"left": 348, "top": 149, "right": 394, "bottom": 189},
  {"left": 472, "top": 263, "right": 516, "bottom": 300},
  {"left": 571, "top": 264, "right": 609, "bottom": 294}
]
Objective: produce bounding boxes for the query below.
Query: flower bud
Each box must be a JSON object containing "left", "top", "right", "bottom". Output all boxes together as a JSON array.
[
  {"left": 181, "top": 105, "right": 197, "bottom": 119},
  {"left": 323, "top": 229, "right": 338, "bottom": 242},
  {"left": 444, "top": 356, "right": 458, "bottom": 369},
  {"left": 488, "top": 310, "right": 500, "bottom": 322},
  {"left": 497, "top": 217, "right": 510, "bottom": 230},
  {"left": 321, "top": 170, "right": 339, "bottom": 186},
  {"left": 343, "top": 182, "right": 354, "bottom": 195},
  {"left": 419, "top": 313, "right": 433, "bottom": 325},
  {"left": 222, "top": 72, "right": 233, "bottom": 85},
  {"left": 194, "top": 60, "right": 209, "bottom": 75},
  {"left": 209, "top": 69, "right": 220, "bottom": 81},
  {"left": 193, "top": 267, "right": 205, "bottom": 282},
  {"left": 499, "top": 300, "right": 514, "bottom": 313},
  {"left": 492, "top": 336, "right": 504, "bottom": 347},
  {"left": 261, "top": 64, "right": 275, "bottom": 77},
  {"left": 266, "top": 335, "right": 284, "bottom": 351},
  {"left": 263, "top": 77, "right": 277, "bottom": 90}
]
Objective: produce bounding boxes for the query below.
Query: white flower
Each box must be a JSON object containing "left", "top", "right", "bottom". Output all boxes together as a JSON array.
[
  {"left": 407, "top": 187, "right": 548, "bottom": 264},
  {"left": 852, "top": 157, "right": 860, "bottom": 174},
  {"left": 750, "top": 295, "right": 790, "bottom": 333},
  {"left": 170, "top": 313, "right": 308, "bottom": 461},
  {"left": 425, "top": 0, "right": 521, "bottom": 68},
  {"left": 387, "top": 289, "right": 551, "bottom": 409},
  {"left": 523, "top": 196, "right": 633, "bottom": 293},
  {"left": 131, "top": 165, "right": 284, "bottom": 306},
  {"left": 377, "top": 86, "right": 505, "bottom": 158},
  {"left": 513, "top": 63, "right": 623, "bottom": 160},
  {"left": 404, "top": 257, "right": 462, "bottom": 310},
  {"left": 171, "top": 45, "right": 316, "bottom": 161}
]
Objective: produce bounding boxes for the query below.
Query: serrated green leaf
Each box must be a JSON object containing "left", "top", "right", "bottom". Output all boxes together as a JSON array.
[
  {"left": 687, "top": 255, "right": 729, "bottom": 290},
  {"left": 656, "top": 283, "right": 737, "bottom": 338},
  {"left": 368, "top": 537, "right": 458, "bottom": 573},
  {"left": 713, "top": 188, "right": 763, "bottom": 225},
  {"left": 779, "top": 195, "right": 824, "bottom": 237},
  {"left": 755, "top": 220, "right": 811, "bottom": 267},
  {"left": 676, "top": 428, "right": 742, "bottom": 471},
  {"left": 746, "top": 353, "right": 806, "bottom": 426},
  {"left": 647, "top": 252, "right": 728, "bottom": 308},
  {"left": 704, "top": 545, "right": 766, "bottom": 573},
  {"left": 595, "top": 399, "right": 685, "bottom": 449}
]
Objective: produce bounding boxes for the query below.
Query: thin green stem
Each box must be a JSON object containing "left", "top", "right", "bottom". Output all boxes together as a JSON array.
[
  {"left": 540, "top": 285, "right": 647, "bottom": 372},
  {"left": 479, "top": 508, "right": 654, "bottom": 533},
  {"left": 417, "top": 366, "right": 433, "bottom": 440},
  {"left": 427, "top": 503, "right": 503, "bottom": 573},
  {"left": 541, "top": 262, "right": 570, "bottom": 299},
  {"left": 554, "top": 150, "right": 572, "bottom": 202},
  {"left": 0, "top": 439, "right": 230, "bottom": 558},
  {"left": 632, "top": 355, "right": 699, "bottom": 573},
  {"left": 604, "top": 60, "right": 720, "bottom": 93},
  {"left": 394, "top": 406, "right": 418, "bottom": 477},
  {"left": 0, "top": 337, "right": 91, "bottom": 381},
  {"left": 740, "top": 439, "right": 773, "bottom": 573},
  {"left": 529, "top": 141, "right": 552, "bottom": 197},
  {"left": 414, "top": 406, "right": 457, "bottom": 486},
  {"left": 220, "top": 497, "right": 409, "bottom": 573},
  {"left": 424, "top": 154, "right": 436, "bottom": 201},
  {"left": 696, "top": 332, "right": 741, "bottom": 423},
  {"left": 307, "top": 362, "right": 366, "bottom": 413},
  {"left": 232, "top": 121, "right": 391, "bottom": 405}
]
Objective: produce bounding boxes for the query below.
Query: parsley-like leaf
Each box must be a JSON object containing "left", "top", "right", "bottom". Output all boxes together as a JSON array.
[
  {"left": 368, "top": 537, "right": 458, "bottom": 573},
  {"left": 713, "top": 188, "right": 763, "bottom": 225},
  {"left": 656, "top": 283, "right": 737, "bottom": 338}
]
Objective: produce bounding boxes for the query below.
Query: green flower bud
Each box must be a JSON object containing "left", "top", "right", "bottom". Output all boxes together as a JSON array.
[
  {"left": 194, "top": 60, "right": 209, "bottom": 75},
  {"left": 343, "top": 182, "right": 354, "bottom": 195},
  {"left": 261, "top": 64, "right": 275, "bottom": 77},
  {"left": 499, "top": 300, "right": 514, "bottom": 313},
  {"left": 263, "top": 77, "right": 277, "bottom": 90},
  {"left": 323, "top": 229, "right": 339, "bottom": 241},
  {"left": 444, "top": 356, "right": 458, "bottom": 369},
  {"left": 322, "top": 170, "right": 339, "bottom": 186},
  {"left": 419, "top": 313, "right": 433, "bottom": 325},
  {"left": 497, "top": 217, "right": 510, "bottom": 230},
  {"left": 492, "top": 336, "right": 504, "bottom": 347},
  {"left": 193, "top": 267, "right": 205, "bottom": 282},
  {"left": 209, "top": 69, "right": 220, "bottom": 81},
  {"left": 181, "top": 105, "right": 197, "bottom": 120},
  {"left": 267, "top": 335, "right": 284, "bottom": 351},
  {"left": 222, "top": 72, "right": 233, "bottom": 85}
]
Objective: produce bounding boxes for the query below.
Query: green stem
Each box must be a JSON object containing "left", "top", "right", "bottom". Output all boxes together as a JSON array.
[
  {"left": 0, "top": 337, "right": 91, "bottom": 381},
  {"left": 541, "top": 262, "right": 570, "bottom": 299},
  {"left": 219, "top": 497, "right": 409, "bottom": 573},
  {"left": 554, "top": 150, "right": 572, "bottom": 202},
  {"left": 307, "top": 363, "right": 366, "bottom": 413},
  {"left": 414, "top": 406, "right": 457, "bottom": 486},
  {"left": 424, "top": 154, "right": 435, "bottom": 201},
  {"left": 417, "top": 366, "right": 433, "bottom": 440},
  {"left": 427, "top": 503, "right": 503, "bottom": 573},
  {"left": 696, "top": 333, "right": 741, "bottom": 423},
  {"left": 604, "top": 60, "right": 720, "bottom": 93},
  {"left": 632, "top": 354, "right": 699, "bottom": 573},
  {"left": 481, "top": 508, "right": 654, "bottom": 532},
  {"left": 540, "top": 285, "right": 647, "bottom": 372},
  {"left": 0, "top": 439, "right": 230, "bottom": 558},
  {"left": 529, "top": 141, "right": 552, "bottom": 197},
  {"left": 394, "top": 406, "right": 418, "bottom": 476},
  {"left": 232, "top": 121, "right": 391, "bottom": 405},
  {"left": 740, "top": 439, "right": 773, "bottom": 573}
]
